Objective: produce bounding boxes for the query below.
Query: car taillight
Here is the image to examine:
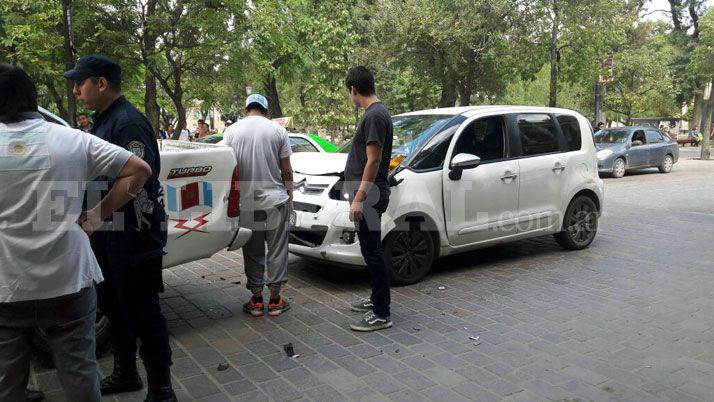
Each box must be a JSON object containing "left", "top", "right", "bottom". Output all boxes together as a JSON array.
[{"left": 227, "top": 166, "right": 240, "bottom": 217}]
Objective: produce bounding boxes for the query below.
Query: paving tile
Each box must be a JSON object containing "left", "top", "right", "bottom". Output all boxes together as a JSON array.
[
  {"left": 181, "top": 374, "right": 221, "bottom": 399},
  {"left": 30, "top": 155, "right": 714, "bottom": 402},
  {"left": 258, "top": 378, "right": 302, "bottom": 402}
]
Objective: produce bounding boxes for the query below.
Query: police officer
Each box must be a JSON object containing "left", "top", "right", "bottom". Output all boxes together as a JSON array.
[{"left": 63, "top": 55, "right": 176, "bottom": 402}]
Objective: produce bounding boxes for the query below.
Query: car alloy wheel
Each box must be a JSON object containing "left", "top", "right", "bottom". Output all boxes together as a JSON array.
[
  {"left": 385, "top": 229, "right": 434, "bottom": 285},
  {"left": 555, "top": 196, "right": 598, "bottom": 250},
  {"left": 612, "top": 158, "right": 626, "bottom": 178},
  {"left": 660, "top": 155, "right": 673, "bottom": 173}
]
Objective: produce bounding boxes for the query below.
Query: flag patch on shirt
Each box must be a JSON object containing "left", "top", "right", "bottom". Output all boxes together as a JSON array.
[
  {"left": 0, "top": 131, "right": 52, "bottom": 171},
  {"left": 166, "top": 181, "right": 213, "bottom": 212}
]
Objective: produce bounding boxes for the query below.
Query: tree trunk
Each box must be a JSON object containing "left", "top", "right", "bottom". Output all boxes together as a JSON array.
[
  {"left": 700, "top": 79, "right": 713, "bottom": 160},
  {"left": 172, "top": 96, "right": 187, "bottom": 140},
  {"left": 264, "top": 74, "right": 283, "bottom": 118},
  {"left": 61, "top": 0, "right": 76, "bottom": 127},
  {"left": 45, "top": 79, "right": 68, "bottom": 120},
  {"left": 299, "top": 82, "right": 306, "bottom": 108},
  {"left": 144, "top": 73, "right": 160, "bottom": 137},
  {"left": 458, "top": 74, "right": 474, "bottom": 107},
  {"left": 548, "top": 1, "right": 560, "bottom": 108},
  {"left": 439, "top": 79, "right": 457, "bottom": 107},
  {"left": 142, "top": 0, "right": 160, "bottom": 136},
  {"left": 690, "top": 90, "right": 704, "bottom": 130}
]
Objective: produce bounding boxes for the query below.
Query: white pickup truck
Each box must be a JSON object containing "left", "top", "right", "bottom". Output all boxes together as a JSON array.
[{"left": 35, "top": 107, "right": 251, "bottom": 359}]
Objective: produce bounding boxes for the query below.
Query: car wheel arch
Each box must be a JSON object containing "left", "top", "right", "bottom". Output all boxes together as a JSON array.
[
  {"left": 570, "top": 189, "right": 601, "bottom": 215},
  {"left": 389, "top": 213, "right": 441, "bottom": 258}
]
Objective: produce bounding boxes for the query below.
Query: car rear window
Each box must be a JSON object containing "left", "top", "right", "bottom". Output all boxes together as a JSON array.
[
  {"left": 517, "top": 114, "right": 560, "bottom": 156},
  {"left": 556, "top": 114, "right": 582, "bottom": 151}
]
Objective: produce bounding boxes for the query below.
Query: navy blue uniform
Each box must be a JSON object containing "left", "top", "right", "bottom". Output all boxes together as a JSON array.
[{"left": 89, "top": 96, "right": 172, "bottom": 370}]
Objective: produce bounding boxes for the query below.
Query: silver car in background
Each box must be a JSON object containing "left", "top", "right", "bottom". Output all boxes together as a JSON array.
[{"left": 595, "top": 127, "right": 679, "bottom": 178}]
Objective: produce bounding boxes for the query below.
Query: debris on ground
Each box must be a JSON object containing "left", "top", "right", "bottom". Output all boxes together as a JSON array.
[
  {"left": 438, "top": 286, "right": 446, "bottom": 290},
  {"left": 412, "top": 327, "right": 421, "bottom": 332},
  {"left": 232, "top": 281, "right": 241, "bottom": 285},
  {"left": 217, "top": 363, "right": 230, "bottom": 371},
  {"left": 201, "top": 275, "right": 205, "bottom": 279},
  {"left": 469, "top": 336, "right": 480, "bottom": 341},
  {"left": 219, "top": 277, "right": 225, "bottom": 281},
  {"left": 395, "top": 348, "right": 400, "bottom": 353},
  {"left": 283, "top": 343, "right": 299, "bottom": 358}
]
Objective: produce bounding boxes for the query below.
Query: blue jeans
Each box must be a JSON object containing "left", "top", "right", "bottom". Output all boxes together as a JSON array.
[
  {"left": 0, "top": 287, "right": 100, "bottom": 402},
  {"left": 356, "top": 196, "right": 390, "bottom": 318}
]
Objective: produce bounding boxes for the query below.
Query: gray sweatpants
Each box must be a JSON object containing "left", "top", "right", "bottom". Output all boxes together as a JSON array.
[
  {"left": 0, "top": 287, "right": 100, "bottom": 402},
  {"left": 241, "top": 202, "right": 290, "bottom": 294}
]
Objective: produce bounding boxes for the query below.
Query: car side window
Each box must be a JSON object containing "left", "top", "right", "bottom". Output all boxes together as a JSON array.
[
  {"left": 453, "top": 115, "right": 507, "bottom": 163},
  {"left": 409, "top": 116, "right": 466, "bottom": 171},
  {"left": 556, "top": 114, "right": 582, "bottom": 151},
  {"left": 290, "top": 137, "right": 318, "bottom": 153},
  {"left": 517, "top": 114, "right": 559, "bottom": 156},
  {"left": 646, "top": 131, "right": 661, "bottom": 144},
  {"left": 632, "top": 130, "right": 647, "bottom": 144}
]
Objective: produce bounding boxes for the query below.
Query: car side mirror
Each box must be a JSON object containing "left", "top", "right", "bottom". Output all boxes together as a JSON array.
[
  {"left": 632, "top": 140, "right": 643, "bottom": 146},
  {"left": 449, "top": 153, "right": 481, "bottom": 180}
]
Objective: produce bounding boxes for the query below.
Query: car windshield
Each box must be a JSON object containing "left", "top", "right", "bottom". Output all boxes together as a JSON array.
[
  {"left": 336, "top": 114, "right": 455, "bottom": 158},
  {"left": 595, "top": 130, "right": 629, "bottom": 144}
]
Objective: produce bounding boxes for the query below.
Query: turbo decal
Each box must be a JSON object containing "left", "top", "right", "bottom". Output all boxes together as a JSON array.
[{"left": 166, "top": 166, "right": 213, "bottom": 179}]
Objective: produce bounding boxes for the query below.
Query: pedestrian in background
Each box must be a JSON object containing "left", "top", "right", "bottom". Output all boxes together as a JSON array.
[
  {"left": 343, "top": 66, "right": 395, "bottom": 332},
  {"left": 77, "top": 112, "right": 93, "bottom": 132},
  {"left": 0, "top": 63, "right": 151, "bottom": 402},
  {"left": 223, "top": 94, "right": 293, "bottom": 317},
  {"left": 595, "top": 121, "right": 605, "bottom": 135},
  {"left": 64, "top": 54, "right": 176, "bottom": 401}
]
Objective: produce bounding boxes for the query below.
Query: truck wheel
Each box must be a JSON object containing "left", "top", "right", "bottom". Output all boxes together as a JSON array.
[
  {"left": 385, "top": 228, "right": 434, "bottom": 286},
  {"left": 554, "top": 195, "right": 599, "bottom": 250},
  {"left": 32, "top": 310, "right": 111, "bottom": 367},
  {"left": 612, "top": 158, "right": 626, "bottom": 178},
  {"left": 659, "top": 154, "right": 673, "bottom": 173}
]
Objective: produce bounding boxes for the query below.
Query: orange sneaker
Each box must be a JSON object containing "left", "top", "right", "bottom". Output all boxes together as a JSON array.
[
  {"left": 268, "top": 297, "right": 291, "bottom": 317},
  {"left": 243, "top": 297, "right": 264, "bottom": 317}
]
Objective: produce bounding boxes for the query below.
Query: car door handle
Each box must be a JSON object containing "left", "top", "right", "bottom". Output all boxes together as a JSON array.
[
  {"left": 552, "top": 164, "right": 566, "bottom": 172},
  {"left": 501, "top": 172, "right": 517, "bottom": 181}
]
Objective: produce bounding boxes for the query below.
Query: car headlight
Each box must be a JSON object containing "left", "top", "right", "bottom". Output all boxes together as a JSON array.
[{"left": 596, "top": 149, "right": 613, "bottom": 159}]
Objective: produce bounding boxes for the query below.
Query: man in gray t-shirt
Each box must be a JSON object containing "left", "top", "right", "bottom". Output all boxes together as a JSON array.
[{"left": 223, "top": 94, "right": 293, "bottom": 317}]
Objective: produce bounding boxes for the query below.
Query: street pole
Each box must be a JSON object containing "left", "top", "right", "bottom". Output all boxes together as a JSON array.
[
  {"left": 594, "top": 81, "right": 602, "bottom": 126},
  {"left": 699, "top": 78, "right": 713, "bottom": 160}
]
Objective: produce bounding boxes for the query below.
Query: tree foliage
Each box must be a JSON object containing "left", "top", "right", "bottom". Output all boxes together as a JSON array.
[{"left": 1, "top": 0, "right": 710, "bottom": 137}]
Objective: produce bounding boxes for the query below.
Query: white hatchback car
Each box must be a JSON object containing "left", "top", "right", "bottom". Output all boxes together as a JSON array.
[{"left": 289, "top": 106, "right": 605, "bottom": 285}]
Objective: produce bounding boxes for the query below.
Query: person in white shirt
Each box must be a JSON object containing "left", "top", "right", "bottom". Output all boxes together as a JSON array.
[
  {"left": 0, "top": 64, "right": 151, "bottom": 402},
  {"left": 223, "top": 94, "right": 293, "bottom": 317}
]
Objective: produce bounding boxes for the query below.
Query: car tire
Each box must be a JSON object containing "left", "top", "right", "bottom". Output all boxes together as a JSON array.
[
  {"left": 554, "top": 195, "right": 599, "bottom": 250},
  {"left": 659, "top": 154, "right": 674, "bottom": 173},
  {"left": 612, "top": 158, "right": 626, "bottom": 178},
  {"left": 32, "top": 309, "right": 111, "bottom": 367},
  {"left": 385, "top": 228, "right": 434, "bottom": 286}
]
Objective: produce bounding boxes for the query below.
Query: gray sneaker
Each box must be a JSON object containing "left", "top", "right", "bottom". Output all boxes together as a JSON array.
[
  {"left": 350, "top": 311, "right": 393, "bottom": 332},
  {"left": 350, "top": 297, "right": 373, "bottom": 312}
]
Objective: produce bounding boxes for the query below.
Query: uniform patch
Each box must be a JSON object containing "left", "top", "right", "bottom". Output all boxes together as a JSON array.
[{"left": 127, "top": 140, "right": 145, "bottom": 159}]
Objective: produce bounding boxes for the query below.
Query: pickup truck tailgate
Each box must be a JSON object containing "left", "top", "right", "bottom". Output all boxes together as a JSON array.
[{"left": 159, "top": 141, "right": 243, "bottom": 268}]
